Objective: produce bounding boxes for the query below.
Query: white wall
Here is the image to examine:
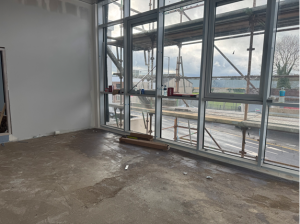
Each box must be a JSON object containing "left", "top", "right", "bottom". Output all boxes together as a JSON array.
[{"left": 0, "top": 0, "right": 96, "bottom": 140}]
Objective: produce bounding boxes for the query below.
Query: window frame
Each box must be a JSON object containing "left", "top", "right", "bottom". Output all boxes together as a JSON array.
[
  {"left": 96, "top": 0, "right": 299, "bottom": 179},
  {"left": 126, "top": 13, "right": 158, "bottom": 95},
  {"left": 204, "top": 0, "right": 268, "bottom": 102}
]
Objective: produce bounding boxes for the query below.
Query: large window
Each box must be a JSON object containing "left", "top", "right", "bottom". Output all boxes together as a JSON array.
[
  {"left": 163, "top": 2, "right": 204, "bottom": 95},
  {"left": 161, "top": 99, "right": 198, "bottom": 147},
  {"left": 131, "top": 20, "right": 157, "bottom": 93},
  {"left": 204, "top": 101, "right": 262, "bottom": 159},
  {"left": 98, "top": 0, "right": 300, "bottom": 175},
  {"left": 265, "top": 105, "right": 299, "bottom": 169},
  {"left": 130, "top": 96, "right": 155, "bottom": 135},
  {"left": 207, "top": 0, "right": 267, "bottom": 98},
  {"left": 105, "top": 95, "right": 124, "bottom": 128},
  {"left": 264, "top": 0, "right": 299, "bottom": 170},
  {"left": 106, "top": 24, "right": 124, "bottom": 89},
  {"left": 270, "top": 0, "right": 299, "bottom": 104},
  {"left": 105, "top": 0, "right": 123, "bottom": 23}
]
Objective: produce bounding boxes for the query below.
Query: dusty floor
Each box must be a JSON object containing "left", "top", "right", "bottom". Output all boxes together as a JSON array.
[{"left": 0, "top": 129, "right": 298, "bottom": 224}]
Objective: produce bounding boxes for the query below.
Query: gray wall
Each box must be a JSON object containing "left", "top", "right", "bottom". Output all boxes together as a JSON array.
[{"left": 0, "top": 0, "right": 96, "bottom": 140}]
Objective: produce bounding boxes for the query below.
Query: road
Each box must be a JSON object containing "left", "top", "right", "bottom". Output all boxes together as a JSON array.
[{"left": 129, "top": 110, "right": 299, "bottom": 169}]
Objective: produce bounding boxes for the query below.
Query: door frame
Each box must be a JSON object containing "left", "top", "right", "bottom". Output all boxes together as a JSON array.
[{"left": 0, "top": 48, "right": 12, "bottom": 136}]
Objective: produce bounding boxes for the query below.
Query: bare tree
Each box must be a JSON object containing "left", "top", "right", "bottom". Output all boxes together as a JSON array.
[{"left": 273, "top": 35, "right": 299, "bottom": 89}]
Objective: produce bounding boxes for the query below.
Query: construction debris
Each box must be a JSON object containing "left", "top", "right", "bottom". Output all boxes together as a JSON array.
[
  {"left": 112, "top": 89, "right": 120, "bottom": 95},
  {"left": 119, "top": 136, "right": 170, "bottom": 151},
  {"left": 125, "top": 165, "right": 129, "bottom": 170}
]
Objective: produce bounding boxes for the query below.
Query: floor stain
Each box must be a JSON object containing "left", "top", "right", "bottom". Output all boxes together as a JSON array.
[
  {"left": 75, "top": 176, "right": 126, "bottom": 206},
  {"left": 255, "top": 213, "right": 270, "bottom": 224},
  {"left": 245, "top": 194, "right": 299, "bottom": 213}
]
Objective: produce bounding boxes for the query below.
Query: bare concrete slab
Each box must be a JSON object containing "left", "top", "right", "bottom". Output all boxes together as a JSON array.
[{"left": 0, "top": 129, "right": 298, "bottom": 224}]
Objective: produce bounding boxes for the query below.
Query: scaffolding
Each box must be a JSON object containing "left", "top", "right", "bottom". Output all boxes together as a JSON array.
[{"left": 106, "top": 0, "right": 299, "bottom": 160}]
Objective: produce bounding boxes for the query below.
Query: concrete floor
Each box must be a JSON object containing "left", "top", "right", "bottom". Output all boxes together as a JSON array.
[{"left": 0, "top": 129, "right": 298, "bottom": 224}]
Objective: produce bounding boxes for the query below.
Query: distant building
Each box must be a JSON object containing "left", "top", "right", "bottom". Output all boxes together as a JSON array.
[{"left": 162, "top": 76, "right": 193, "bottom": 94}]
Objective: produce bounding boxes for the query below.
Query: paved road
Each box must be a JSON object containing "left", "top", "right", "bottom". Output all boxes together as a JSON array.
[{"left": 130, "top": 110, "right": 299, "bottom": 168}]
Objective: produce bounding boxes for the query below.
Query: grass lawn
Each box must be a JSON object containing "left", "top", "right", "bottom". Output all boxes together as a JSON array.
[{"left": 206, "top": 101, "right": 241, "bottom": 110}]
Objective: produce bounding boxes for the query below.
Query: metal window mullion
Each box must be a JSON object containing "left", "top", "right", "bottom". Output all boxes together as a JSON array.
[
  {"left": 124, "top": 0, "right": 130, "bottom": 17},
  {"left": 123, "top": 0, "right": 130, "bottom": 132},
  {"left": 124, "top": 18, "right": 130, "bottom": 132},
  {"left": 197, "top": 0, "right": 213, "bottom": 150},
  {"left": 257, "top": 0, "right": 279, "bottom": 167},
  {"left": 155, "top": 0, "right": 164, "bottom": 139},
  {"left": 94, "top": 4, "right": 100, "bottom": 128},
  {"left": 98, "top": 3, "right": 106, "bottom": 126}
]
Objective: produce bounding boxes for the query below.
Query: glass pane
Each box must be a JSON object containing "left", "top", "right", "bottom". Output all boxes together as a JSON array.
[
  {"left": 132, "top": 21, "right": 157, "bottom": 92},
  {"left": 163, "top": 3, "right": 204, "bottom": 95},
  {"left": 105, "top": 0, "right": 123, "bottom": 23},
  {"left": 270, "top": 0, "right": 299, "bottom": 104},
  {"left": 106, "top": 24, "right": 124, "bottom": 89},
  {"left": 130, "top": 96, "right": 155, "bottom": 135},
  {"left": 105, "top": 24, "right": 124, "bottom": 129},
  {"left": 210, "top": 0, "right": 267, "bottom": 95},
  {"left": 105, "top": 95, "right": 124, "bottom": 129},
  {"left": 161, "top": 99, "right": 198, "bottom": 148},
  {"left": 265, "top": 105, "right": 299, "bottom": 169},
  {"left": 204, "top": 101, "right": 262, "bottom": 159},
  {"left": 130, "top": 0, "right": 157, "bottom": 16}
]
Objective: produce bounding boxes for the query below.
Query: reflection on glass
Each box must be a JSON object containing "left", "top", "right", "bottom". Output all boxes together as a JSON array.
[
  {"left": 161, "top": 99, "right": 198, "bottom": 147},
  {"left": 204, "top": 101, "right": 262, "bottom": 159},
  {"left": 270, "top": 0, "right": 299, "bottom": 104},
  {"left": 106, "top": 24, "right": 124, "bottom": 89},
  {"left": 132, "top": 21, "right": 157, "bottom": 92},
  {"left": 265, "top": 105, "right": 299, "bottom": 169},
  {"left": 130, "top": 96, "right": 155, "bottom": 135},
  {"left": 211, "top": 0, "right": 267, "bottom": 95},
  {"left": 105, "top": 24, "right": 124, "bottom": 129},
  {"left": 105, "top": 95, "right": 124, "bottom": 129},
  {"left": 163, "top": 3, "right": 204, "bottom": 95},
  {"left": 105, "top": 0, "right": 123, "bottom": 22},
  {"left": 130, "top": 0, "right": 157, "bottom": 16}
]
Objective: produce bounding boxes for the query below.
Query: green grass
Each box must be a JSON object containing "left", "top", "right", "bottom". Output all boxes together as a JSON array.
[{"left": 206, "top": 101, "right": 241, "bottom": 110}]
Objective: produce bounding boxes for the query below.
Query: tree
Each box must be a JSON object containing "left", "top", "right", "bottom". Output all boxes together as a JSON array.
[{"left": 273, "top": 35, "right": 299, "bottom": 89}]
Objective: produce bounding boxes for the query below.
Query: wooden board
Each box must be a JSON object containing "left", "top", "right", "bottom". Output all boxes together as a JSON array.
[
  {"left": 129, "top": 132, "right": 154, "bottom": 141},
  {"left": 119, "top": 137, "right": 169, "bottom": 151}
]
